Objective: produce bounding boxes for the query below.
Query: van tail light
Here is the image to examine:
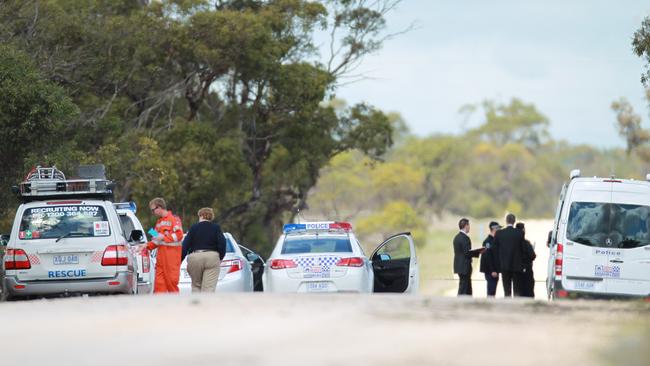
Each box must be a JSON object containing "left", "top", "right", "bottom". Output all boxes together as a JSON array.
[
  {"left": 4, "top": 249, "right": 31, "bottom": 270},
  {"left": 141, "top": 249, "right": 150, "bottom": 273},
  {"left": 101, "top": 245, "right": 129, "bottom": 266},
  {"left": 336, "top": 257, "right": 364, "bottom": 267},
  {"left": 221, "top": 259, "right": 242, "bottom": 274},
  {"left": 270, "top": 259, "right": 297, "bottom": 270},
  {"left": 554, "top": 243, "right": 564, "bottom": 280}
]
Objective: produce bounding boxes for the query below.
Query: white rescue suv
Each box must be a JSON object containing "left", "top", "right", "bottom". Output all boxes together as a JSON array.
[{"left": 2, "top": 165, "right": 138, "bottom": 300}]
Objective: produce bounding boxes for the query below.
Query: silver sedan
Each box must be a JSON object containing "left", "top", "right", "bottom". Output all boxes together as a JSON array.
[{"left": 179, "top": 233, "right": 260, "bottom": 293}]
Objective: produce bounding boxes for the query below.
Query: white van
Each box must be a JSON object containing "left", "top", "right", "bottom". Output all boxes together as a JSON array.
[
  {"left": 547, "top": 169, "right": 650, "bottom": 299},
  {"left": 2, "top": 166, "right": 138, "bottom": 300}
]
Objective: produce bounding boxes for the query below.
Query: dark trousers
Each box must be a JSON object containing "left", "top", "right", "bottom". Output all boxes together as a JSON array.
[
  {"left": 501, "top": 271, "right": 522, "bottom": 297},
  {"left": 521, "top": 266, "right": 535, "bottom": 298},
  {"left": 457, "top": 274, "right": 472, "bottom": 296},
  {"left": 484, "top": 272, "right": 499, "bottom": 297}
]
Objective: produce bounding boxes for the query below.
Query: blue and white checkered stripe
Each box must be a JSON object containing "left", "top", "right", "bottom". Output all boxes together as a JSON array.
[{"left": 294, "top": 256, "right": 340, "bottom": 269}]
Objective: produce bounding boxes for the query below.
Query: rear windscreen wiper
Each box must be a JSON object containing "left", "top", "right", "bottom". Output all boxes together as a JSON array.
[
  {"left": 571, "top": 237, "right": 593, "bottom": 246},
  {"left": 619, "top": 238, "right": 641, "bottom": 248},
  {"left": 56, "top": 232, "right": 87, "bottom": 242}
]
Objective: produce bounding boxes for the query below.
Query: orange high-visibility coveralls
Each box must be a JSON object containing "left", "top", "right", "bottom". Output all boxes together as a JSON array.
[{"left": 147, "top": 211, "right": 183, "bottom": 293}]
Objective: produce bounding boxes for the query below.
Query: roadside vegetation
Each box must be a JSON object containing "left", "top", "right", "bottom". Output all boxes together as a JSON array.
[
  {"left": 0, "top": 0, "right": 403, "bottom": 253},
  {"left": 2, "top": 1, "right": 650, "bottom": 258}
]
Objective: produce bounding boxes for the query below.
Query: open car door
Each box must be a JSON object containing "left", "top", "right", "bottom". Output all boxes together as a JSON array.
[
  {"left": 371, "top": 232, "right": 419, "bottom": 293},
  {"left": 239, "top": 245, "right": 265, "bottom": 292}
]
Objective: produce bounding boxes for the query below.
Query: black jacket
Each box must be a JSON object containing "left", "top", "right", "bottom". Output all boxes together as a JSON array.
[
  {"left": 479, "top": 235, "right": 499, "bottom": 273},
  {"left": 181, "top": 221, "right": 227, "bottom": 261},
  {"left": 453, "top": 232, "right": 476, "bottom": 275},
  {"left": 522, "top": 239, "right": 536, "bottom": 268},
  {"left": 494, "top": 226, "right": 525, "bottom": 272}
]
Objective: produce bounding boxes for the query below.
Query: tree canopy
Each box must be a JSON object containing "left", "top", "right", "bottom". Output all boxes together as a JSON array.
[{"left": 0, "top": 0, "right": 401, "bottom": 253}]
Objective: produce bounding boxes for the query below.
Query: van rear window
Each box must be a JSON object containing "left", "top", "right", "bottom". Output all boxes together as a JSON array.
[
  {"left": 19, "top": 205, "right": 110, "bottom": 240},
  {"left": 567, "top": 202, "right": 650, "bottom": 248}
]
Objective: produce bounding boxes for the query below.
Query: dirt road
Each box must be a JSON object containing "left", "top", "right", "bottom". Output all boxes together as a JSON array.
[{"left": 2, "top": 293, "right": 647, "bottom": 366}]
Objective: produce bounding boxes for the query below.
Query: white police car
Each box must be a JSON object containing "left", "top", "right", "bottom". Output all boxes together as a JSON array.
[
  {"left": 2, "top": 166, "right": 138, "bottom": 300},
  {"left": 263, "top": 222, "right": 419, "bottom": 293},
  {"left": 114, "top": 202, "right": 155, "bottom": 294},
  {"left": 547, "top": 169, "right": 650, "bottom": 299}
]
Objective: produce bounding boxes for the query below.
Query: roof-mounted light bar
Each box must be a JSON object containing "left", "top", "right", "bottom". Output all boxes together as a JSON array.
[
  {"left": 114, "top": 201, "right": 137, "bottom": 213},
  {"left": 283, "top": 221, "right": 353, "bottom": 234}
]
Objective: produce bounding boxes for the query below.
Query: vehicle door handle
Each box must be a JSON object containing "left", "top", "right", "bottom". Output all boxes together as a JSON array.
[{"left": 610, "top": 259, "right": 624, "bottom": 263}]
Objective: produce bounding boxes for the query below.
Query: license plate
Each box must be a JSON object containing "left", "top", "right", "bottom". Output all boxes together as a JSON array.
[
  {"left": 306, "top": 282, "right": 330, "bottom": 292},
  {"left": 53, "top": 255, "right": 79, "bottom": 265},
  {"left": 574, "top": 280, "right": 596, "bottom": 290}
]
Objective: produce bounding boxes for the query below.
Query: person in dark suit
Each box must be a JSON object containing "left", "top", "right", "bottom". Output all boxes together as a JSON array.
[
  {"left": 453, "top": 218, "right": 481, "bottom": 296},
  {"left": 516, "top": 222, "right": 537, "bottom": 298},
  {"left": 480, "top": 221, "right": 501, "bottom": 297},
  {"left": 493, "top": 213, "right": 525, "bottom": 297}
]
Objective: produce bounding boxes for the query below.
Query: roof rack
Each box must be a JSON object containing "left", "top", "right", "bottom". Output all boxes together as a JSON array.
[{"left": 13, "top": 165, "right": 115, "bottom": 203}]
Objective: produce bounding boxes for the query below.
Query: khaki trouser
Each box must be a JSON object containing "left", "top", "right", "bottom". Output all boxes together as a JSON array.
[{"left": 186, "top": 251, "right": 221, "bottom": 293}]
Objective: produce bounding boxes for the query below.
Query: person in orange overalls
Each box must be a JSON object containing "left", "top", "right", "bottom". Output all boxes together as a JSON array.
[{"left": 146, "top": 197, "right": 184, "bottom": 293}]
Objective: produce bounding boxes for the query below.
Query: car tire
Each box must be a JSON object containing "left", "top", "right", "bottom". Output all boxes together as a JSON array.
[{"left": 1, "top": 289, "right": 12, "bottom": 302}]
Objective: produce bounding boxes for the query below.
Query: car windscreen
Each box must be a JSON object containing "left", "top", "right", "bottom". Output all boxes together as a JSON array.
[
  {"left": 281, "top": 235, "right": 352, "bottom": 254},
  {"left": 19, "top": 205, "right": 111, "bottom": 240},
  {"left": 566, "top": 202, "right": 650, "bottom": 248}
]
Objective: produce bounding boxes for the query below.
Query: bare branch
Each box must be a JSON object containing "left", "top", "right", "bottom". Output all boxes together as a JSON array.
[{"left": 325, "top": 0, "right": 412, "bottom": 83}]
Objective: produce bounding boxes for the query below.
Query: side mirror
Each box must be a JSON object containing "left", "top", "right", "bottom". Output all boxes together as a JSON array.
[
  {"left": 130, "top": 230, "right": 144, "bottom": 242},
  {"left": 0, "top": 234, "right": 8, "bottom": 246},
  {"left": 375, "top": 253, "right": 391, "bottom": 262},
  {"left": 246, "top": 252, "right": 261, "bottom": 263}
]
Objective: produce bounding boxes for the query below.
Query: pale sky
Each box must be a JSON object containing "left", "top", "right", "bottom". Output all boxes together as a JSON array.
[{"left": 327, "top": 0, "right": 650, "bottom": 147}]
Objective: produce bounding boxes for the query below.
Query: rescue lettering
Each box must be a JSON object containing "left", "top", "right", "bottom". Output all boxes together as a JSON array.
[{"left": 47, "top": 269, "right": 87, "bottom": 278}]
